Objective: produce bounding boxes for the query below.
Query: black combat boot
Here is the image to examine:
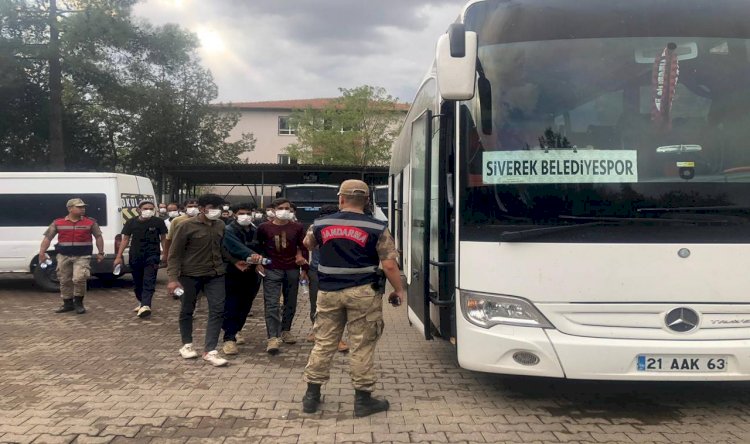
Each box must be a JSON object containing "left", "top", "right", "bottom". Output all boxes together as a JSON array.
[
  {"left": 73, "top": 296, "right": 86, "bottom": 314},
  {"left": 353, "top": 390, "right": 389, "bottom": 417},
  {"left": 302, "top": 383, "right": 321, "bottom": 413},
  {"left": 55, "top": 299, "right": 75, "bottom": 313}
]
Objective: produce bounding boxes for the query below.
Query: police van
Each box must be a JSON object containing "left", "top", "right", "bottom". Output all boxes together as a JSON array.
[
  {"left": 276, "top": 184, "right": 339, "bottom": 226},
  {"left": 0, "top": 172, "right": 158, "bottom": 291}
]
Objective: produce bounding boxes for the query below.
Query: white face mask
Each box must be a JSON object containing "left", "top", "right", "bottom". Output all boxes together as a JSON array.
[
  {"left": 140, "top": 209, "right": 155, "bottom": 219},
  {"left": 168, "top": 211, "right": 179, "bottom": 218},
  {"left": 236, "top": 214, "right": 253, "bottom": 226},
  {"left": 252, "top": 212, "right": 263, "bottom": 220},
  {"left": 186, "top": 207, "right": 200, "bottom": 217},
  {"left": 275, "top": 209, "right": 293, "bottom": 220},
  {"left": 222, "top": 205, "right": 230, "bottom": 211},
  {"left": 205, "top": 209, "right": 222, "bottom": 220},
  {"left": 159, "top": 208, "right": 167, "bottom": 214},
  {"left": 266, "top": 210, "right": 275, "bottom": 218}
]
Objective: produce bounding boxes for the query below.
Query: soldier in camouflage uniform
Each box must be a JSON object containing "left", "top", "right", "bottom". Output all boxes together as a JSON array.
[{"left": 301, "top": 180, "right": 406, "bottom": 417}]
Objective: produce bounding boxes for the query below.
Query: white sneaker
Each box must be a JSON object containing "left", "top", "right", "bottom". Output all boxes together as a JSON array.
[
  {"left": 133, "top": 304, "right": 141, "bottom": 312},
  {"left": 235, "top": 331, "right": 245, "bottom": 345},
  {"left": 203, "top": 350, "right": 228, "bottom": 367},
  {"left": 179, "top": 343, "right": 198, "bottom": 359},
  {"left": 137, "top": 305, "right": 151, "bottom": 318}
]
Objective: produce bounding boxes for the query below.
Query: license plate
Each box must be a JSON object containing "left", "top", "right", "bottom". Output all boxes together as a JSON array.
[{"left": 637, "top": 355, "right": 728, "bottom": 372}]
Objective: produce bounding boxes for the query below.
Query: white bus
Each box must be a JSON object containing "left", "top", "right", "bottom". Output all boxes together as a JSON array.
[{"left": 389, "top": 0, "right": 750, "bottom": 379}]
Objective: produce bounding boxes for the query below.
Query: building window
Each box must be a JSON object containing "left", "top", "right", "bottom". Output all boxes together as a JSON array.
[
  {"left": 278, "top": 154, "right": 291, "bottom": 165},
  {"left": 278, "top": 116, "right": 296, "bottom": 135}
]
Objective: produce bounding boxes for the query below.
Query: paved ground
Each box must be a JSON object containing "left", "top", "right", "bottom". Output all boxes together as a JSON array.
[{"left": 2, "top": 273, "right": 750, "bottom": 444}]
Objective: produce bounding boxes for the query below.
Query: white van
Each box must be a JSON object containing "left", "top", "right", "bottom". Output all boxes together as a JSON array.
[{"left": 0, "top": 172, "right": 158, "bottom": 291}]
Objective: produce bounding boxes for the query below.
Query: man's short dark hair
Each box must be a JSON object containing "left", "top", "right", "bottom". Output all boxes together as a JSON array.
[
  {"left": 233, "top": 202, "right": 255, "bottom": 212},
  {"left": 197, "top": 193, "right": 225, "bottom": 208},
  {"left": 341, "top": 194, "right": 368, "bottom": 209},
  {"left": 138, "top": 200, "right": 155, "bottom": 208},
  {"left": 271, "top": 198, "right": 290, "bottom": 208},
  {"left": 319, "top": 204, "right": 339, "bottom": 217},
  {"left": 184, "top": 199, "right": 199, "bottom": 207}
]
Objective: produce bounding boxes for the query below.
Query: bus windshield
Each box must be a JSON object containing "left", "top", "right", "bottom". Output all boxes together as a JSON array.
[{"left": 460, "top": 30, "right": 750, "bottom": 242}]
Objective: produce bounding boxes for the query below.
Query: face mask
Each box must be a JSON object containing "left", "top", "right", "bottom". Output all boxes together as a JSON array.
[
  {"left": 168, "top": 211, "right": 179, "bottom": 218},
  {"left": 253, "top": 212, "right": 263, "bottom": 220},
  {"left": 159, "top": 208, "right": 167, "bottom": 214},
  {"left": 266, "top": 210, "right": 275, "bottom": 218},
  {"left": 236, "top": 214, "right": 253, "bottom": 226},
  {"left": 186, "top": 207, "right": 200, "bottom": 217},
  {"left": 140, "top": 209, "right": 155, "bottom": 219},
  {"left": 222, "top": 205, "right": 230, "bottom": 211},
  {"left": 205, "top": 209, "right": 222, "bottom": 220},
  {"left": 275, "top": 209, "right": 293, "bottom": 220}
]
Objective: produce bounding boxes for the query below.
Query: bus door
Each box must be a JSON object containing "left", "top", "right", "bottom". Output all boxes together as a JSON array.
[
  {"left": 428, "top": 105, "right": 456, "bottom": 340},
  {"left": 409, "top": 111, "right": 431, "bottom": 339}
]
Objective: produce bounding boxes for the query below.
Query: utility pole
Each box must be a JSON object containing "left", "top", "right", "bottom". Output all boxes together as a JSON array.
[{"left": 48, "top": 0, "right": 65, "bottom": 170}]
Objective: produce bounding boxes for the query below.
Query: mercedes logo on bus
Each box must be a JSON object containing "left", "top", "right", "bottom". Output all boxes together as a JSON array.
[{"left": 665, "top": 307, "right": 700, "bottom": 333}]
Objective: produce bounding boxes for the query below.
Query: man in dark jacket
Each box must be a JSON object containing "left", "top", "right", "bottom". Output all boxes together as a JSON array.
[{"left": 221, "top": 202, "right": 263, "bottom": 355}]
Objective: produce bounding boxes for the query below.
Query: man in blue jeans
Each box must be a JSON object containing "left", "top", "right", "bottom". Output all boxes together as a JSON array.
[
  {"left": 167, "top": 194, "right": 232, "bottom": 367},
  {"left": 114, "top": 200, "right": 166, "bottom": 319},
  {"left": 256, "top": 198, "right": 307, "bottom": 354}
]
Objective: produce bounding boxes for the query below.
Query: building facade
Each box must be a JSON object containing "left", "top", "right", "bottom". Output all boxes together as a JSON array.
[{"left": 219, "top": 98, "right": 337, "bottom": 164}]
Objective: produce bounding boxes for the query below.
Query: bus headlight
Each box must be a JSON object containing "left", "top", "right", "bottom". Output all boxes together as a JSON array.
[{"left": 460, "top": 291, "right": 553, "bottom": 329}]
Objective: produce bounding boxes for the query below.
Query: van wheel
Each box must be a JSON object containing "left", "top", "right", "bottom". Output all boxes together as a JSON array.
[
  {"left": 94, "top": 273, "right": 121, "bottom": 288},
  {"left": 94, "top": 273, "right": 121, "bottom": 281},
  {"left": 33, "top": 262, "right": 60, "bottom": 293}
]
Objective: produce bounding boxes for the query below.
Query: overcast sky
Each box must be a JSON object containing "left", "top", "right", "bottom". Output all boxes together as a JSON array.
[{"left": 132, "top": 0, "right": 465, "bottom": 104}]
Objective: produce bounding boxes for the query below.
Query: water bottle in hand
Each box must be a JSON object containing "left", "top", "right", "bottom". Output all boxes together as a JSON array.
[
  {"left": 247, "top": 256, "right": 271, "bottom": 266},
  {"left": 39, "top": 255, "right": 53, "bottom": 269},
  {"left": 113, "top": 264, "right": 122, "bottom": 275},
  {"left": 174, "top": 287, "right": 184, "bottom": 297}
]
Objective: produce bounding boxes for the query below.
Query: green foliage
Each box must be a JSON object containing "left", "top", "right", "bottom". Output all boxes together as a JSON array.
[
  {"left": 0, "top": 0, "right": 253, "bottom": 192},
  {"left": 285, "top": 85, "right": 403, "bottom": 166}
]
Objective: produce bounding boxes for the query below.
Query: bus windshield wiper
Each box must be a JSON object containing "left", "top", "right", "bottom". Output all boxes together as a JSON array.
[
  {"left": 500, "top": 222, "right": 609, "bottom": 241},
  {"left": 559, "top": 214, "right": 739, "bottom": 225},
  {"left": 499, "top": 211, "right": 743, "bottom": 242},
  {"left": 637, "top": 205, "right": 750, "bottom": 213}
]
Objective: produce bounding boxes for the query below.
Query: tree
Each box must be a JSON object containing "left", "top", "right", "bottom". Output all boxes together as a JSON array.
[
  {"left": 0, "top": 0, "right": 253, "bottom": 192},
  {"left": 285, "top": 85, "right": 403, "bottom": 166}
]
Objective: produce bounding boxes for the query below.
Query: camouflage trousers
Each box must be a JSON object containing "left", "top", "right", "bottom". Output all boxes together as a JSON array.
[
  {"left": 303, "top": 284, "right": 384, "bottom": 391},
  {"left": 57, "top": 254, "right": 91, "bottom": 299}
]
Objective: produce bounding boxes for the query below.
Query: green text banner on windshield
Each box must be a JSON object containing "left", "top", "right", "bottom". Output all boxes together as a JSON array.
[{"left": 483, "top": 150, "right": 639, "bottom": 184}]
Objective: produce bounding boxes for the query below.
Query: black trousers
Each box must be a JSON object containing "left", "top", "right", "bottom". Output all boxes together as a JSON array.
[
  {"left": 130, "top": 255, "right": 160, "bottom": 307},
  {"left": 222, "top": 269, "right": 261, "bottom": 342}
]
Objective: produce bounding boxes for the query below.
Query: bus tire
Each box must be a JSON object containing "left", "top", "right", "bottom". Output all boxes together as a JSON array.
[{"left": 33, "top": 261, "right": 60, "bottom": 293}]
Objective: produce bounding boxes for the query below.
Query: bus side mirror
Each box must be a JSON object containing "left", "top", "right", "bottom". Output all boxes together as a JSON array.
[{"left": 436, "top": 23, "right": 477, "bottom": 101}]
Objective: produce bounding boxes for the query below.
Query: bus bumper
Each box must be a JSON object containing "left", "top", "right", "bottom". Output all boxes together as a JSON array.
[
  {"left": 456, "top": 321, "right": 565, "bottom": 377},
  {"left": 546, "top": 330, "right": 750, "bottom": 380},
  {"left": 457, "top": 319, "right": 750, "bottom": 380}
]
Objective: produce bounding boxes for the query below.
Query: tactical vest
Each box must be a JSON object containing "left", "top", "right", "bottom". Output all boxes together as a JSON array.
[
  {"left": 54, "top": 217, "right": 95, "bottom": 256},
  {"left": 313, "top": 211, "right": 387, "bottom": 292}
]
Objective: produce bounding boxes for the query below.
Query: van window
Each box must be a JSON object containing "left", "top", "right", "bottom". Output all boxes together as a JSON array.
[
  {"left": 0, "top": 194, "right": 108, "bottom": 227},
  {"left": 284, "top": 187, "right": 339, "bottom": 202}
]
